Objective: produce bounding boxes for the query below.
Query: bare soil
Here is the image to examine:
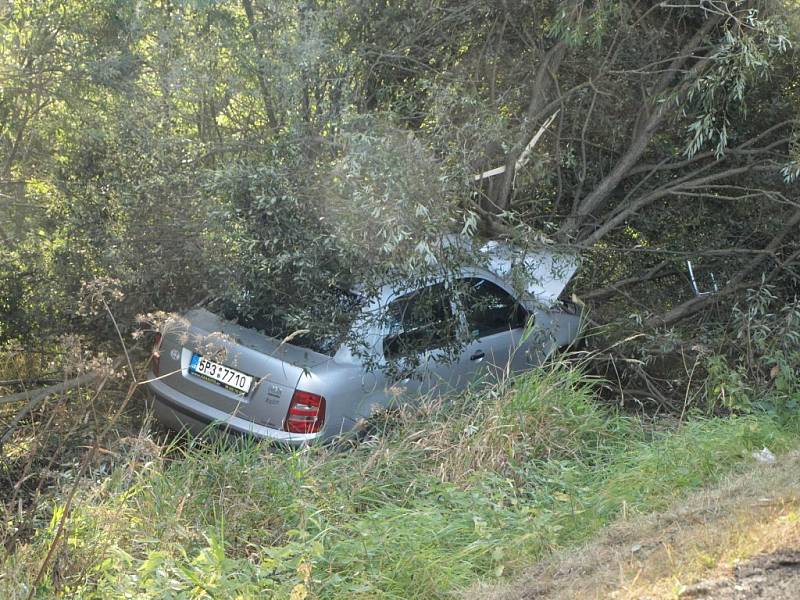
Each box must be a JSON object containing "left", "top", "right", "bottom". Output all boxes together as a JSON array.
[{"left": 678, "top": 550, "right": 800, "bottom": 599}]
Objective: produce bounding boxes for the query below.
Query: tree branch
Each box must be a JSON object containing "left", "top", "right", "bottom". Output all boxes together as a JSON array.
[
  {"left": 558, "top": 14, "right": 724, "bottom": 241},
  {"left": 645, "top": 207, "right": 800, "bottom": 328},
  {"left": 241, "top": 0, "right": 278, "bottom": 129}
]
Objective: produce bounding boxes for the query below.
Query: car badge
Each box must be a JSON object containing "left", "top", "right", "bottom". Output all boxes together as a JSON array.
[{"left": 170, "top": 348, "right": 180, "bottom": 361}]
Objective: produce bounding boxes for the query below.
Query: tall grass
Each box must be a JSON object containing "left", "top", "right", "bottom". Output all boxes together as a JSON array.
[{"left": 4, "top": 364, "right": 798, "bottom": 599}]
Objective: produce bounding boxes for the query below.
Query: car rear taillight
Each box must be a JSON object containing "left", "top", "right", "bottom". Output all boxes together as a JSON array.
[
  {"left": 152, "top": 332, "right": 163, "bottom": 376},
  {"left": 284, "top": 390, "right": 326, "bottom": 434}
]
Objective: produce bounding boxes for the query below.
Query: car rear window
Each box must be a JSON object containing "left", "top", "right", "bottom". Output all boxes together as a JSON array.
[{"left": 219, "top": 287, "right": 364, "bottom": 356}]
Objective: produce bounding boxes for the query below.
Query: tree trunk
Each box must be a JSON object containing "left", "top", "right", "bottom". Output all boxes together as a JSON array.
[{"left": 242, "top": 0, "right": 278, "bottom": 129}]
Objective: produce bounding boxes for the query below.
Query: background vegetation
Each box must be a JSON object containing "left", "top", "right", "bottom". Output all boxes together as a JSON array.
[
  {"left": 3, "top": 1, "right": 799, "bottom": 349},
  {"left": 1, "top": 1, "right": 800, "bottom": 597}
]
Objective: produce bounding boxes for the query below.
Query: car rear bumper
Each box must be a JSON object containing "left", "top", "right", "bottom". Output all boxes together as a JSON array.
[{"left": 146, "top": 373, "right": 319, "bottom": 446}]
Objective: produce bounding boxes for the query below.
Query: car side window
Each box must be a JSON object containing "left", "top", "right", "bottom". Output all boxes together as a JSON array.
[
  {"left": 383, "top": 283, "right": 456, "bottom": 359},
  {"left": 460, "top": 278, "right": 528, "bottom": 338}
]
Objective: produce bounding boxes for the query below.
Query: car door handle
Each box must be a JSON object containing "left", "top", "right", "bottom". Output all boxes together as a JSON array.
[{"left": 470, "top": 350, "right": 485, "bottom": 361}]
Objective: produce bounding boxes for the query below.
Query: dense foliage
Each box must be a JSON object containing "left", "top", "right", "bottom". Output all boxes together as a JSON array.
[{"left": 3, "top": 1, "right": 799, "bottom": 344}]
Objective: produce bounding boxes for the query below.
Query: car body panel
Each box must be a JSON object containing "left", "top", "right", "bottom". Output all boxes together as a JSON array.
[
  {"left": 149, "top": 375, "right": 318, "bottom": 443},
  {"left": 154, "top": 308, "right": 330, "bottom": 430}
]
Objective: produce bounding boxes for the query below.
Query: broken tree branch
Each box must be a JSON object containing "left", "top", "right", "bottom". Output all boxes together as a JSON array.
[
  {"left": 0, "top": 357, "right": 125, "bottom": 446},
  {"left": 0, "top": 372, "right": 100, "bottom": 406}
]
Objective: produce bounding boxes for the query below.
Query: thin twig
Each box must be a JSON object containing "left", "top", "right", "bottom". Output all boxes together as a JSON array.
[{"left": 103, "top": 299, "right": 136, "bottom": 383}]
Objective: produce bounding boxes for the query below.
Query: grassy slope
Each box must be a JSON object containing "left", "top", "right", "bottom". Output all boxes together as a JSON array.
[
  {"left": 3, "top": 366, "right": 799, "bottom": 599},
  {"left": 470, "top": 450, "right": 800, "bottom": 600}
]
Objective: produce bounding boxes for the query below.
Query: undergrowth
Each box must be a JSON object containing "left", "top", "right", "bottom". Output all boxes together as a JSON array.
[{"left": 3, "top": 365, "right": 799, "bottom": 599}]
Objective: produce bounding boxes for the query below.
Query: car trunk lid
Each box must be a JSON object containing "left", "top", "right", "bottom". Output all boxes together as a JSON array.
[{"left": 156, "top": 308, "right": 330, "bottom": 430}]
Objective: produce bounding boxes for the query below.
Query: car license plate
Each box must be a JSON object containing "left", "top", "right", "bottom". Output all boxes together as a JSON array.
[{"left": 189, "top": 354, "right": 253, "bottom": 395}]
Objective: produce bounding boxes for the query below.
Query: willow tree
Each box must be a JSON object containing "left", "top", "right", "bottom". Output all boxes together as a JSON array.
[{"left": 369, "top": 0, "right": 800, "bottom": 326}]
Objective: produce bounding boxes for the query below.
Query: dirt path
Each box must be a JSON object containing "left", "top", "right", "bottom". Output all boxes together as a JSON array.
[
  {"left": 466, "top": 451, "right": 800, "bottom": 600},
  {"left": 679, "top": 549, "right": 800, "bottom": 599}
]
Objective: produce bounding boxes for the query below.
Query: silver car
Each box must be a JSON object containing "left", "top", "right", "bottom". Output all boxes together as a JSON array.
[{"left": 147, "top": 242, "right": 581, "bottom": 444}]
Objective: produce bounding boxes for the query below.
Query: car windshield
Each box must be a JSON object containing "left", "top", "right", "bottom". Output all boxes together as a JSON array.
[{"left": 218, "top": 287, "right": 364, "bottom": 356}]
